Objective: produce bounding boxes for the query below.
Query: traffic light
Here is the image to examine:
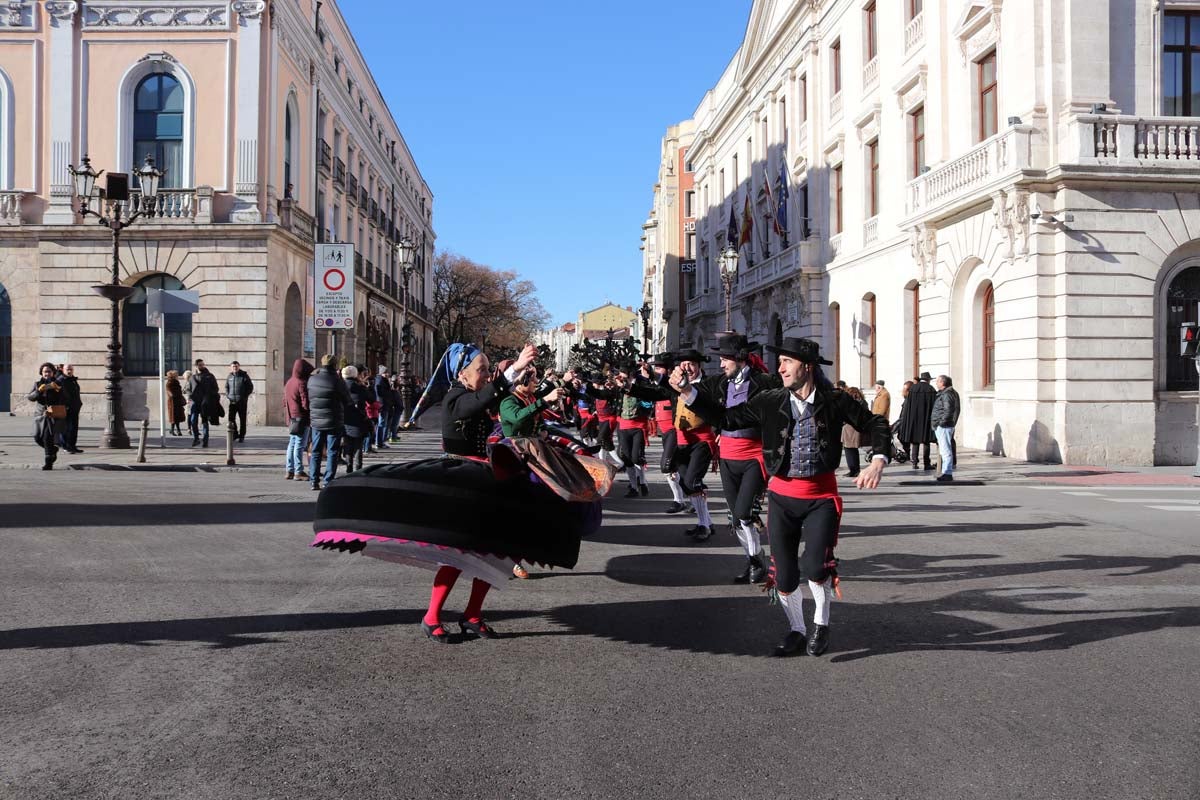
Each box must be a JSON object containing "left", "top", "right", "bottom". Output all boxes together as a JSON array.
[{"left": 1182, "top": 322, "right": 1199, "bottom": 358}]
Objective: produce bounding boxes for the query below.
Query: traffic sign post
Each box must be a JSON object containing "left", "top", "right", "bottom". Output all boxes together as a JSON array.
[
  {"left": 147, "top": 289, "right": 201, "bottom": 448},
  {"left": 314, "top": 245, "right": 355, "bottom": 354}
]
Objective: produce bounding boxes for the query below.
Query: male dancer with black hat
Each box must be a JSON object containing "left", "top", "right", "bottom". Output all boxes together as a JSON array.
[
  {"left": 673, "top": 336, "right": 890, "bottom": 657},
  {"left": 701, "top": 333, "right": 780, "bottom": 584},
  {"left": 646, "top": 352, "right": 690, "bottom": 513}
]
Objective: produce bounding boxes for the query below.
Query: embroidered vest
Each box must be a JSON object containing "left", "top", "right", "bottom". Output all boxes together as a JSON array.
[
  {"left": 786, "top": 401, "right": 824, "bottom": 478},
  {"left": 722, "top": 378, "right": 758, "bottom": 439}
]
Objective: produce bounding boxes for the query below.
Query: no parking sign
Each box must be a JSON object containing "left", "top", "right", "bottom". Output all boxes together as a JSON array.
[{"left": 314, "top": 243, "right": 355, "bottom": 328}]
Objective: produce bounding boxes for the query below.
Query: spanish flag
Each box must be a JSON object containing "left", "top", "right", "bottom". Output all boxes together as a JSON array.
[{"left": 739, "top": 193, "right": 753, "bottom": 247}]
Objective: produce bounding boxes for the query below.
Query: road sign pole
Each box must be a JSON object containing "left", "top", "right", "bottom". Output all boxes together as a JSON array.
[{"left": 158, "top": 323, "right": 166, "bottom": 447}]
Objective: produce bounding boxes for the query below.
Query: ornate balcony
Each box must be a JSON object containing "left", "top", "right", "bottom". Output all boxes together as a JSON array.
[
  {"left": 830, "top": 92, "right": 843, "bottom": 122},
  {"left": 863, "top": 216, "right": 879, "bottom": 244},
  {"left": 333, "top": 158, "right": 346, "bottom": 190},
  {"left": 904, "top": 13, "right": 924, "bottom": 56},
  {"left": 685, "top": 291, "right": 720, "bottom": 320},
  {"left": 127, "top": 188, "right": 214, "bottom": 223},
  {"left": 317, "top": 139, "right": 332, "bottom": 174},
  {"left": 347, "top": 173, "right": 359, "bottom": 201},
  {"left": 1067, "top": 114, "right": 1200, "bottom": 165},
  {"left": 733, "top": 239, "right": 820, "bottom": 299},
  {"left": 862, "top": 58, "right": 879, "bottom": 94},
  {"left": 277, "top": 198, "right": 314, "bottom": 242},
  {"left": 903, "top": 124, "right": 1035, "bottom": 224}
]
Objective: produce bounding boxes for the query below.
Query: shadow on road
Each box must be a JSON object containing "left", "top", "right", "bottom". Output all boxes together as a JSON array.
[
  {"left": 844, "top": 552, "right": 1200, "bottom": 584},
  {"left": 0, "top": 608, "right": 542, "bottom": 650},
  {"left": 840, "top": 520, "right": 1088, "bottom": 538},
  {"left": 0, "top": 502, "right": 315, "bottom": 528},
  {"left": 604, "top": 552, "right": 752, "bottom": 587}
]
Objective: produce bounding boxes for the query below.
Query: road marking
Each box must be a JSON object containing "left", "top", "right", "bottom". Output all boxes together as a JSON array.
[
  {"left": 1029, "top": 485, "right": 1198, "bottom": 491},
  {"left": 1061, "top": 490, "right": 1103, "bottom": 496},
  {"left": 1098, "top": 498, "right": 1200, "bottom": 504}
]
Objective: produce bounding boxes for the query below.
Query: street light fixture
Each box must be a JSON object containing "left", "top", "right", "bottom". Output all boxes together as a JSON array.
[
  {"left": 395, "top": 235, "right": 416, "bottom": 427},
  {"left": 69, "top": 153, "right": 164, "bottom": 449},
  {"left": 638, "top": 301, "right": 651, "bottom": 356},
  {"left": 719, "top": 243, "right": 739, "bottom": 333}
]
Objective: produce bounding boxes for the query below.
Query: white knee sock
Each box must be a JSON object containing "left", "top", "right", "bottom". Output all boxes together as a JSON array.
[
  {"left": 740, "top": 521, "right": 762, "bottom": 558},
  {"left": 607, "top": 450, "right": 623, "bottom": 469},
  {"left": 732, "top": 524, "right": 749, "bottom": 552},
  {"left": 667, "top": 474, "right": 685, "bottom": 503},
  {"left": 809, "top": 579, "right": 832, "bottom": 626},
  {"left": 778, "top": 592, "right": 807, "bottom": 634},
  {"left": 691, "top": 495, "right": 713, "bottom": 528},
  {"left": 635, "top": 465, "right": 647, "bottom": 488}
]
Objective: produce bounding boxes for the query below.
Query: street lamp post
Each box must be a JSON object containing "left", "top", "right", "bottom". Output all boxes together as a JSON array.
[
  {"left": 719, "top": 243, "right": 740, "bottom": 333},
  {"left": 395, "top": 236, "right": 415, "bottom": 426},
  {"left": 68, "top": 153, "right": 163, "bottom": 449},
  {"left": 638, "top": 302, "right": 651, "bottom": 356}
]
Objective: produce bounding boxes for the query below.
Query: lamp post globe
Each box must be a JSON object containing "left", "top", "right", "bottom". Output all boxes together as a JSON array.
[{"left": 719, "top": 244, "right": 739, "bottom": 332}]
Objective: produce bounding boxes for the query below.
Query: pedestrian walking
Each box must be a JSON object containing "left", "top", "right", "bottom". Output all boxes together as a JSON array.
[
  {"left": 165, "top": 370, "right": 186, "bottom": 435},
  {"left": 373, "top": 367, "right": 393, "bottom": 449},
  {"left": 931, "top": 375, "right": 961, "bottom": 482},
  {"left": 57, "top": 364, "right": 84, "bottom": 453},
  {"left": 306, "top": 354, "right": 351, "bottom": 490},
  {"left": 897, "top": 371, "right": 936, "bottom": 470},
  {"left": 187, "top": 359, "right": 222, "bottom": 447},
  {"left": 342, "top": 365, "right": 371, "bottom": 472},
  {"left": 181, "top": 370, "right": 195, "bottom": 438},
  {"left": 283, "top": 358, "right": 313, "bottom": 481},
  {"left": 841, "top": 386, "right": 870, "bottom": 477},
  {"left": 225, "top": 360, "right": 254, "bottom": 443},
  {"left": 675, "top": 337, "right": 891, "bottom": 657},
  {"left": 28, "top": 362, "right": 67, "bottom": 470},
  {"left": 871, "top": 379, "right": 890, "bottom": 420}
]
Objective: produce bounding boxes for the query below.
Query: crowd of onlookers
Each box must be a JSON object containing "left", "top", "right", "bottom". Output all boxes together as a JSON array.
[{"left": 284, "top": 355, "right": 422, "bottom": 490}]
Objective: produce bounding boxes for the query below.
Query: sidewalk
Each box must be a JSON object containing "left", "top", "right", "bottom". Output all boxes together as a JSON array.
[{"left": 0, "top": 407, "right": 444, "bottom": 471}]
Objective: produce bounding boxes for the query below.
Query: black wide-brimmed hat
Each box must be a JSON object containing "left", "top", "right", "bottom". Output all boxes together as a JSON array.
[
  {"left": 765, "top": 336, "right": 833, "bottom": 366},
  {"left": 919, "top": 371, "right": 932, "bottom": 381},
  {"left": 674, "top": 348, "right": 710, "bottom": 364},
  {"left": 710, "top": 333, "right": 753, "bottom": 359},
  {"left": 649, "top": 351, "right": 675, "bottom": 367}
]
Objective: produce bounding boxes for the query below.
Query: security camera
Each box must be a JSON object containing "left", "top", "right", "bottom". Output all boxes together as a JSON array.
[{"left": 1029, "top": 201, "right": 1043, "bottom": 221}]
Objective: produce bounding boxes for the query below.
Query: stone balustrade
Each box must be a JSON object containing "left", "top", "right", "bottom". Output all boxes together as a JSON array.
[
  {"left": 685, "top": 291, "right": 719, "bottom": 320},
  {"left": 127, "top": 187, "right": 213, "bottom": 223},
  {"left": 905, "top": 124, "right": 1034, "bottom": 220},
  {"left": 862, "top": 57, "right": 879, "bottom": 93},
  {"left": 904, "top": 13, "right": 924, "bottom": 55},
  {"left": 829, "top": 233, "right": 843, "bottom": 261},
  {"left": 0, "top": 190, "right": 27, "bottom": 225},
  {"left": 830, "top": 92, "right": 843, "bottom": 121},
  {"left": 1067, "top": 114, "right": 1200, "bottom": 164},
  {"left": 734, "top": 239, "right": 818, "bottom": 299},
  {"left": 864, "top": 215, "right": 878, "bottom": 244}
]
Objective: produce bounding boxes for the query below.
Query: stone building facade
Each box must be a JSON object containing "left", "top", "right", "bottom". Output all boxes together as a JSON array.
[
  {"left": 668, "top": 0, "right": 1200, "bottom": 465},
  {"left": 0, "top": 0, "right": 436, "bottom": 425},
  {"left": 640, "top": 120, "right": 695, "bottom": 353}
]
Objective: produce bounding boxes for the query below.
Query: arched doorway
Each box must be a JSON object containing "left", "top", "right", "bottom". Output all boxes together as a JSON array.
[
  {"left": 283, "top": 282, "right": 302, "bottom": 381},
  {"left": 123, "top": 274, "right": 191, "bottom": 376},
  {"left": 0, "top": 283, "right": 10, "bottom": 412}
]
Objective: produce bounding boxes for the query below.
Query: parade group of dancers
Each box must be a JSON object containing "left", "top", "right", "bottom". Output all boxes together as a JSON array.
[{"left": 311, "top": 331, "right": 891, "bottom": 658}]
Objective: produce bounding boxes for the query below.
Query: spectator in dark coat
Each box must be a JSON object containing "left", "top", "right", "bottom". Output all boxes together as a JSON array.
[
  {"left": 187, "top": 359, "right": 222, "bottom": 448},
  {"left": 897, "top": 371, "right": 936, "bottom": 470},
  {"left": 166, "top": 370, "right": 186, "bottom": 436},
  {"left": 57, "top": 364, "right": 84, "bottom": 453},
  {"left": 225, "top": 360, "right": 254, "bottom": 443},
  {"left": 342, "top": 366, "right": 372, "bottom": 472},
  {"left": 306, "top": 354, "right": 352, "bottom": 490},
  {"left": 373, "top": 367, "right": 394, "bottom": 449},
  {"left": 283, "top": 358, "right": 314, "bottom": 480},
  {"left": 931, "top": 375, "right": 962, "bottom": 482},
  {"left": 28, "top": 362, "right": 66, "bottom": 470}
]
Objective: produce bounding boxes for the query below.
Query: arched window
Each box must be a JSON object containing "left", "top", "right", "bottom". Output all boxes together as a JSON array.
[
  {"left": 133, "top": 74, "right": 184, "bottom": 188},
  {"left": 982, "top": 282, "right": 996, "bottom": 388},
  {"left": 1166, "top": 266, "right": 1200, "bottom": 390},
  {"left": 123, "top": 275, "right": 192, "bottom": 377}
]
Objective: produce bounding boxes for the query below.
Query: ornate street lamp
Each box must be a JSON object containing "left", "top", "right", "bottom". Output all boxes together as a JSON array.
[
  {"left": 69, "top": 153, "right": 163, "bottom": 449},
  {"left": 719, "top": 243, "right": 740, "bottom": 333},
  {"left": 395, "top": 235, "right": 416, "bottom": 427},
  {"left": 638, "top": 301, "right": 651, "bottom": 357}
]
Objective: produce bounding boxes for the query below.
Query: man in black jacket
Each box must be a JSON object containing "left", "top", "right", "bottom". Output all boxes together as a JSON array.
[
  {"left": 225, "top": 360, "right": 254, "bottom": 443},
  {"left": 373, "top": 367, "right": 395, "bottom": 449},
  {"left": 898, "top": 372, "right": 936, "bottom": 470},
  {"left": 187, "top": 359, "right": 221, "bottom": 447},
  {"left": 56, "top": 364, "right": 84, "bottom": 453},
  {"left": 674, "top": 336, "right": 890, "bottom": 658},
  {"left": 931, "top": 374, "right": 961, "bottom": 482},
  {"left": 307, "top": 354, "right": 353, "bottom": 490}
]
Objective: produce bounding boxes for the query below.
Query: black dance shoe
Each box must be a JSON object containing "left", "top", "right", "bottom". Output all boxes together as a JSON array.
[
  {"left": 688, "top": 525, "right": 714, "bottom": 542},
  {"left": 806, "top": 625, "right": 830, "bottom": 656},
  {"left": 936, "top": 473, "right": 954, "bottom": 482},
  {"left": 421, "top": 621, "right": 451, "bottom": 644},
  {"left": 773, "top": 631, "right": 806, "bottom": 657},
  {"left": 624, "top": 486, "right": 639, "bottom": 498},
  {"left": 664, "top": 501, "right": 688, "bottom": 514},
  {"left": 638, "top": 483, "right": 649, "bottom": 497},
  {"left": 733, "top": 558, "right": 753, "bottom": 584},
  {"left": 748, "top": 555, "right": 768, "bottom": 584},
  {"left": 458, "top": 618, "right": 499, "bottom": 639}
]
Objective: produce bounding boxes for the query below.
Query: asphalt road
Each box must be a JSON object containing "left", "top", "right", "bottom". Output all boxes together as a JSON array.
[{"left": 1, "top": 430, "right": 1197, "bottom": 799}]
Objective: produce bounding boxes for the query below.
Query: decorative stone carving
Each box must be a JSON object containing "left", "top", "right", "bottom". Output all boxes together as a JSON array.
[
  {"left": 1, "top": 1, "right": 32, "bottom": 28},
  {"left": 992, "top": 187, "right": 1030, "bottom": 263},
  {"left": 854, "top": 103, "right": 881, "bottom": 144},
  {"left": 45, "top": 1, "right": 77, "bottom": 23},
  {"left": 953, "top": 0, "right": 1002, "bottom": 63},
  {"left": 82, "top": 3, "right": 229, "bottom": 29},
  {"left": 910, "top": 224, "right": 938, "bottom": 285},
  {"left": 893, "top": 63, "right": 927, "bottom": 112}
]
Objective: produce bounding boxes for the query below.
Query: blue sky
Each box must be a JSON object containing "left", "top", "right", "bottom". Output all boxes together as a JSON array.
[{"left": 339, "top": 0, "right": 751, "bottom": 325}]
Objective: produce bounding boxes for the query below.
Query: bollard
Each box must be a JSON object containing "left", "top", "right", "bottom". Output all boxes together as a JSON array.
[
  {"left": 226, "top": 419, "right": 237, "bottom": 466},
  {"left": 136, "top": 419, "right": 150, "bottom": 463}
]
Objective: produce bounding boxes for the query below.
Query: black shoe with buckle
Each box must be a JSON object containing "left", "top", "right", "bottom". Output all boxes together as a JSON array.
[
  {"left": 773, "top": 631, "right": 807, "bottom": 657},
  {"left": 421, "top": 621, "right": 451, "bottom": 644},
  {"left": 806, "top": 625, "right": 830, "bottom": 656},
  {"left": 665, "top": 501, "right": 688, "bottom": 514},
  {"left": 458, "top": 617, "right": 499, "bottom": 639},
  {"left": 748, "top": 555, "right": 768, "bottom": 584},
  {"left": 733, "top": 558, "right": 753, "bottom": 584},
  {"left": 690, "top": 525, "right": 714, "bottom": 542}
]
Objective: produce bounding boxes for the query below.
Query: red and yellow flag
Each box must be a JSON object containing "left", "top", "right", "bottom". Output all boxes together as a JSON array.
[{"left": 738, "top": 193, "right": 753, "bottom": 247}]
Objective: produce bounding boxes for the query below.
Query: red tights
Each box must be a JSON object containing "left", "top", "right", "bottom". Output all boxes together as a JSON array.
[{"left": 423, "top": 565, "right": 492, "bottom": 630}]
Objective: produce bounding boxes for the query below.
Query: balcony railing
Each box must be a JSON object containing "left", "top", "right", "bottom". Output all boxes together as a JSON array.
[
  {"left": 0, "top": 190, "right": 27, "bottom": 225},
  {"left": 829, "top": 233, "right": 843, "bottom": 262},
  {"left": 277, "top": 198, "right": 314, "bottom": 242},
  {"left": 863, "top": 216, "right": 879, "bottom": 244},
  {"left": 684, "top": 291, "right": 720, "bottom": 320},
  {"left": 904, "top": 13, "right": 924, "bottom": 55},
  {"left": 830, "top": 92, "right": 843, "bottom": 121},
  {"left": 905, "top": 124, "right": 1035, "bottom": 220},
  {"left": 347, "top": 173, "right": 359, "bottom": 201},
  {"left": 798, "top": 120, "right": 809, "bottom": 152},
  {"left": 354, "top": 252, "right": 363, "bottom": 277},
  {"left": 862, "top": 57, "right": 879, "bottom": 93},
  {"left": 733, "top": 240, "right": 819, "bottom": 299},
  {"left": 333, "top": 157, "right": 346, "bottom": 189},
  {"left": 127, "top": 187, "right": 214, "bottom": 224},
  {"left": 360, "top": 187, "right": 369, "bottom": 207},
  {"left": 1067, "top": 114, "right": 1200, "bottom": 163},
  {"left": 317, "top": 139, "right": 332, "bottom": 174}
]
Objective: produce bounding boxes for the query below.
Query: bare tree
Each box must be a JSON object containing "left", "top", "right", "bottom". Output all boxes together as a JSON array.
[{"left": 432, "top": 250, "right": 550, "bottom": 353}]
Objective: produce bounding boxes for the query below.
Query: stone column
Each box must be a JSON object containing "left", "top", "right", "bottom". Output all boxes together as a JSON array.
[
  {"left": 43, "top": 2, "right": 78, "bottom": 224},
  {"left": 231, "top": 1, "right": 266, "bottom": 222}
]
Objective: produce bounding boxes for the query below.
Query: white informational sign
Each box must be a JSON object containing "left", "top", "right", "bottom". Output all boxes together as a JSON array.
[
  {"left": 145, "top": 288, "right": 201, "bottom": 447},
  {"left": 314, "top": 243, "right": 355, "bottom": 329}
]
